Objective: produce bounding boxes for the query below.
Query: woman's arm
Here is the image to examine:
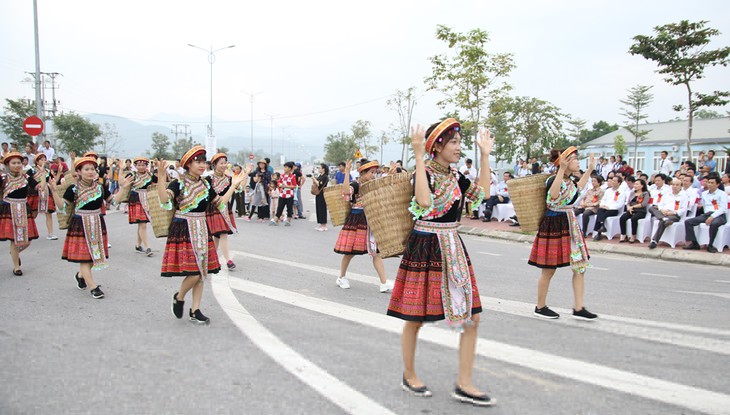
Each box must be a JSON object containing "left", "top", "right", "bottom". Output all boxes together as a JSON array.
[
  {"left": 411, "top": 125, "right": 431, "bottom": 208},
  {"left": 476, "top": 129, "right": 494, "bottom": 191}
]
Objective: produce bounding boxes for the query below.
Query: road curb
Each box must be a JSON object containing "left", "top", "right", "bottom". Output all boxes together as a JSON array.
[{"left": 458, "top": 226, "right": 729, "bottom": 267}]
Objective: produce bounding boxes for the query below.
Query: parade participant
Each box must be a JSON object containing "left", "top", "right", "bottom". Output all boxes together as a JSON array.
[
  {"left": 125, "top": 157, "right": 157, "bottom": 256},
  {"left": 529, "top": 147, "right": 597, "bottom": 320},
  {"left": 26, "top": 153, "right": 58, "bottom": 240},
  {"left": 206, "top": 153, "right": 238, "bottom": 270},
  {"left": 158, "top": 146, "right": 248, "bottom": 324},
  {"left": 387, "top": 119, "right": 494, "bottom": 406},
  {"left": 1, "top": 152, "right": 40, "bottom": 275},
  {"left": 48, "top": 156, "right": 127, "bottom": 298},
  {"left": 333, "top": 159, "right": 393, "bottom": 293}
]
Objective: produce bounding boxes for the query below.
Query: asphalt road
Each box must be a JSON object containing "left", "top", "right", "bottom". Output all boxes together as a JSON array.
[{"left": 1, "top": 205, "right": 728, "bottom": 415}]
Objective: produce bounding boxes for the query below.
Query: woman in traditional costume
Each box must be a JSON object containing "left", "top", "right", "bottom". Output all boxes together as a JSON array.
[
  {"left": 158, "top": 146, "right": 247, "bottom": 324},
  {"left": 333, "top": 159, "right": 393, "bottom": 293},
  {"left": 0, "top": 152, "right": 40, "bottom": 276},
  {"left": 528, "top": 147, "right": 597, "bottom": 321},
  {"left": 26, "top": 153, "right": 58, "bottom": 240},
  {"left": 126, "top": 157, "right": 157, "bottom": 256},
  {"left": 386, "top": 119, "right": 495, "bottom": 406},
  {"left": 49, "top": 156, "right": 127, "bottom": 299},
  {"left": 206, "top": 153, "right": 238, "bottom": 270}
]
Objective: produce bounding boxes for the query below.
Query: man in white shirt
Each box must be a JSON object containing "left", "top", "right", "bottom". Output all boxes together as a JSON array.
[
  {"left": 22, "top": 143, "right": 35, "bottom": 166},
  {"left": 648, "top": 178, "right": 688, "bottom": 249},
  {"left": 459, "top": 159, "right": 479, "bottom": 218},
  {"left": 658, "top": 151, "right": 674, "bottom": 176},
  {"left": 599, "top": 158, "right": 612, "bottom": 180},
  {"left": 593, "top": 176, "right": 627, "bottom": 240},
  {"left": 41, "top": 140, "right": 55, "bottom": 161},
  {"left": 482, "top": 172, "right": 511, "bottom": 221},
  {"left": 680, "top": 173, "right": 700, "bottom": 208},
  {"left": 683, "top": 173, "right": 728, "bottom": 253},
  {"left": 649, "top": 174, "right": 669, "bottom": 209}
]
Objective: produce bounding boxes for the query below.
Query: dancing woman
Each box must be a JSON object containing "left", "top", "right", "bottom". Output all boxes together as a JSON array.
[
  {"left": 0, "top": 152, "right": 40, "bottom": 276},
  {"left": 26, "top": 153, "right": 58, "bottom": 240},
  {"left": 528, "top": 147, "right": 597, "bottom": 320},
  {"left": 126, "top": 157, "right": 157, "bottom": 256},
  {"left": 386, "top": 119, "right": 495, "bottom": 406},
  {"left": 206, "top": 153, "right": 238, "bottom": 270}
]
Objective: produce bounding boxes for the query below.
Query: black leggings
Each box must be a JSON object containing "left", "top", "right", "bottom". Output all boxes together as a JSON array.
[
  {"left": 275, "top": 197, "right": 294, "bottom": 220},
  {"left": 619, "top": 209, "right": 646, "bottom": 236}
]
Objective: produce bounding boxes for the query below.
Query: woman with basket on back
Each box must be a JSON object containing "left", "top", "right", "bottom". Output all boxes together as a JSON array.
[
  {"left": 386, "top": 119, "right": 496, "bottom": 407},
  {"left": 125, "top": 157, "right": 157, "bottom": 257},
  {"left": 528, "top": 147, "right": 597, "bottom": 321}
]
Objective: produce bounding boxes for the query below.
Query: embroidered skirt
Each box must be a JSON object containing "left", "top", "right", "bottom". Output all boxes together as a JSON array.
[
  {"left": 62, "top": 213, "right": 109, "bottom": 263},
  {"left": 127, "top": 191, "right": 150, "bottom": 224},
  {"left": 334, "top": 209, "right": 369, "bottom": 255},
  {"left": 387, "top": 227, "right": 482, "bottom": 322},
  {"left": 206, "top": 207, "right": 237, "bottom": 236},
  {"left": 161, "top": 216, "right": 220, "bottom": 277},
  {"left": 528, "top": 211, "right": 588, "bottom": 269},
  {"left": 27, "top": 192, "right": 56, "bottom": 213},
  {"left": 0, "top": 201, "right": 40, "bottom": 242}
]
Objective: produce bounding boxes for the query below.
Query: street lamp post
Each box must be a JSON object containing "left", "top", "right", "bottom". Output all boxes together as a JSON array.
[
  {"left": 188, "top": 43, "right": 235, "bottom": 155},
  {"left": 243, "top": 91, "right": 263, "bottom": 157},
  {"left": 265, "top": 113, "right": 277, "bottom": 156}
]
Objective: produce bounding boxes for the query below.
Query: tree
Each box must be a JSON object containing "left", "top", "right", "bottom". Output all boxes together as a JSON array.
[
  {"left": 619, "top": 85, "right": 654, "bottom": 169},
  {"left": 171, "top": 136, "right": 194, "bottom": 160},
  {"left": 217, "top": 146, "right": 230, "bottom": 154},
  {"left": 351, "top": 120, "right": 377, "bottom": 159},
  {"left": 566, "top": 117, "right": 587, "bottom": 146},
  {"left": 323, "top": 131, "right": 357, "bottom": 165},
  {"left": 629, "top": 20, "right": 730, "bottom": 159},
  {"left": 149, "top": 132, "right": 171, "bottom": 160},
  {"left": 386, "top": 87, "right": 417, "bottom": 167},
  {"left": 694, "top": 109, "right": 722, "bottom": 119},
  {"left": 54, "top": 112, "right": 101, "bottom": 155},
  {"left": 488, "top": 96, "right": 565, "bottom": 163},
  {"left": 425, "top": 25, "right": 515, "bottom": 163},
  {"left": 0, "top": 98, "right": 36, "bottom": 147},
  {"left": 613, "top": 134, "right": 627, "bottom": 157},
  {"left": 95, "top": 122, "right": 123, "bottom": 155},
  {"left": 580, "top": 120, "right": 620, "bottom": 144}
]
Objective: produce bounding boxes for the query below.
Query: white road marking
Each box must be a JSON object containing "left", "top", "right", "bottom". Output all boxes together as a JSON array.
[
  {"left": 590, "top": 266, "right": 609, "bottom": 271},
  {"left": 230, "top": 278, "right": 730, "bottom": 415},
  {"left": 478, "top": 251, "right": 502, "bottom": 257},
  {"left": 674, "top": 291, "right": 730, "bottom": 300},
  {"left": 211, "top": 273, "right": 397, "bottom": 415},
  {"left": 640, "top": 272, "right": 679, "bottom": 279},
  {"left": 715, "top": 280, "right": 730, "bottom": 284}
]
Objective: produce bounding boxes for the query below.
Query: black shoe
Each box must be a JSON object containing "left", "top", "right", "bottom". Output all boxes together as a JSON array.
[
  {"left": 90, "top": 286, "right": 104, "bottom": 299},
  {"left": 189, "top": 308, "right": 210, "bottom": 325},
  {"left": 618, "top": 237, "right": 628, "bottom": 243},
  {"left": 683, "top": 242, "right": 700, "bottom": 250},
  {"left": 509, "top": 222, "right": 520, "bottom": 227},
  {"left": 172, "top": 292, "right": 184, "bottom": 319},
  {"left": 533, "top": 306, "right": 560, "bottom": 319},
  {"left": 572, "top": 307, "right": 598, "bottom": 321},
  {"left": 401, "top": 375, "right": 432, "bottom": 397},
  {"left": 452, "top": 386, "right": 495, "bottom": 407},
  {"left": 598, "top": 225, "right": 607, "bottom": 233},
  {"left": 75, "top": 272, "right": 87, "bottom": 290},
  {"left": 593, "top": 233, "right": 603, "bottom": 241},
  {"left": 648, "top": 241, "right": 657, "bottom": 250},
  {"left": 707, "top": 245, "right": 718, "bottom": 253}
]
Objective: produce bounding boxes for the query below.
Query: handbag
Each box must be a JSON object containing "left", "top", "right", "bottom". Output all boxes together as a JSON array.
[{"left": 310, "top": 179, "right": 321, "bottom": 196}]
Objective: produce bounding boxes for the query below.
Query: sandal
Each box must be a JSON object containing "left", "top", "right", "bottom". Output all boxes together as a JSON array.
[{"left": 12, "top": 269, "right": 23, "bottom": 276}]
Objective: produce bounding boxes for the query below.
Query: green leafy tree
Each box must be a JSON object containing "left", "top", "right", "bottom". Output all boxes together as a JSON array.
[
  {"left": 0, "top": 98, "right": 36, "bottom": 147},
  {"left": 171, "top": 136, "right": 194, "bottom": 160},
  {"left": 217, "top": 146, "right": 230, "bottom": 154},
  {"left": 694, "top": 109, "right": 722, "bottom": 119},
  {"left": 323, "top": 131, "right": 357, "bottom": 165},
  {"left": 425, "top": 25, "right": 515, "bottom": 162},
  {"left": 620, "top": 85, "right": 654, "bottom": 169},
  {"left": 351, "top": 120, "right": 377, "bottom": 159},
  {"left": 580, "top": 120, "right": 620, "bottom": 144},
  {"left": 488, "top": 96, "right": 565, "bottom": 163},
  {"left": 149, "top": 132, "right": 172, "bottom": 160},
  {"left": 566, "top": 117, "right": 587, "bottom": 146},
  {"left": 54, "top": 112, "right": 101, "bottom": 155},
  {"left": 386, "top": 87, "right": 417, "bottom": 167},
  {"left": 95, "top": 122, "right": 122, "bottom": 155},
  {"left": 629, "top": 20, "right": 730, "bottom": 159},
  {"left": 613, "top": 134, "right": 628, "bottom": 157}
]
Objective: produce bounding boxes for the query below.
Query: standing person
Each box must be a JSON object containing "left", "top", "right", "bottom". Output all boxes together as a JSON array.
[
  {"left": 387, "top": 119, "right": 494, "bottom": 406},
  {"left": 126, "top": 157, "right": 157, "bottom": 257},
  {"left": 250, "top": 159, "right": 271, "bottom": 218},
  {"left": 705, "top": 150, "right": 717, "bottom": 172},
  {"left": 334, "top": 159, "right": 393, "bottom": 293},
  {"left": 40, "top": 140, "right": 55, "bottom": 161},
  {"left": 245, "top": 173, "right": 268, "bottom": 222},
  {"left": 231, "top": 165, "right": 247, "bottom": 217},
  {"left": 313, "top": 163, "right": 329, "bottom": 231},
  {"left": 26, "top": 153, "right": 58, "bottom": 240},
  {"left": 270, "top": 162, "right": 297, "bottom": 226},
  {"left": 334, "top": 162, "right": 351, "bottom": 184},
  {"left": 293, "top": 162, "right": 306, "bottom": 219},
  {"left": 1, "top": 152, "right": 40, "bottom": 275},
  {"left": 529, "top": 146, "right": 598, "bottom": 321},
  {"left": 658, "top": 151, "right": 674, "bottom": 176},
  {"left": 268, "top": 180, "right": 279, "bottom": 219},
  {"left": 48, "top": 156, "right": 127, "bottom": 298},
  {"left": 617, "top": 179, "right": 650, "bottom": 243},
  {"left": 157, "top": 146, "right": 247, "bottom": 324},
  {"left": 459, "top": 159, "right": 478, "bottom": 219},
  {"left": 206, "top": 153, "right": 238, "bottom": 270}
]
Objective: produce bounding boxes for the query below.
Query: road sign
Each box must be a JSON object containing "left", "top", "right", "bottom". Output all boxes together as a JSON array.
[
  {"left": 248, "top": 153, "right": 255, "bottom": 160},
  {"left": 23, "top": 116, "right": 44, "bottom": 136},
  {"left": 354, "top": 149, "right": 363, "bottom": 159}
]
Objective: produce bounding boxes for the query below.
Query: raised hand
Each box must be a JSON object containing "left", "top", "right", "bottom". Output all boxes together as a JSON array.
[
  {"left": 155, "top": 159, "right": 167, "bottom": 179},
  {"left": 476, "top": 128, "right": 494, "bottom": 155},
  {"left": 120, "top": 174, "right": 133, "bottom": 189},
  {"left": 232, "top": 170, "right": 247, "bottom": 186},
  {"left": 411, "top": 124, "right": 426, "bottom": 157}
]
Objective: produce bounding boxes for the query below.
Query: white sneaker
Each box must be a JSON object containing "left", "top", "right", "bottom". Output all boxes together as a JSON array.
[
  {"left": 379, "top": 280, "right": 394, "bottom": 293},
  {"left": 336, "top": 277, "right": 351, "bottom": 289},
  {"left": 47, "top": 235, "right": 58, "bottom": 240}
]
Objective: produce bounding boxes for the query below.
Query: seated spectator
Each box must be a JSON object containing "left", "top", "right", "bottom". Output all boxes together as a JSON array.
[
  {"left": 593, "top": 176, "right": 627, "bottom": 241},
  {"left": 683, "top": 173, "right": 728, "bottom": 253},
  {"left": 722, "top": 173, "right": 730, "bottom": 195},
  {"left": 648, "top": 178, "right": 688, "bottom": 249},
  {"left": 574, "top": 175, "right": 604, "bottom": 232},
  {"left": 649, "top": 174, "right": 669, "bottom": 206},
  {"left": 482, "top": 172, "right": 512, "bottom": 222},
  {"left": 618, "top": 178, "right": 650, "bottom": 243},
  {"left": 680, "top": 173, "right": 700, "bottom": 210}
]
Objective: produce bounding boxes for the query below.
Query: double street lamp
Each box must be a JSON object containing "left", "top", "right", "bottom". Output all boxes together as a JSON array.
[{"left": 188, "top": 43, "right": 235, "bottom": 154}]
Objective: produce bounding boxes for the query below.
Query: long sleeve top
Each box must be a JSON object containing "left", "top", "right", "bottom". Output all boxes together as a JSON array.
[
  {"left": 599, "top": 187, "right": 627, "bottom": 210},
  {"left": 658, "top": 191, "right": 688, "bottom": 217},
  {"left": 700, "top": 189, "right": 729, "bottom": 219}
]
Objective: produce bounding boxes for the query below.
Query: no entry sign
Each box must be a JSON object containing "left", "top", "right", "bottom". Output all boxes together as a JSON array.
[
  {"left": 248, "top": 153, "right": 255, "bottom": 160},
  {"left": 23, "top": 116, "right": 44, "bottom": 136}
]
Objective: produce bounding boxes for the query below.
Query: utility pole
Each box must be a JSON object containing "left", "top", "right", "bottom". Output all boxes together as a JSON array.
[
  {"left": 171, "top": 124, "right": 191, "bottom": 144},
  {"left": 32, "top": 0, "right": 43, "bottom": 145}
]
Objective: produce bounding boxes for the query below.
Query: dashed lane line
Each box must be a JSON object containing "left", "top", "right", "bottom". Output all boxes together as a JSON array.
[
  {"left": 477, "top": 251, "right": 503, "bottom": 256},
  {"left": 674, "top": 290, "right": 730, "bottom": 300},
  {"left": 640, "top": 272, "right": 679, "bottom": 279},
  {"left": 229, "top": 278, "right": 730, "bottom": 415}
]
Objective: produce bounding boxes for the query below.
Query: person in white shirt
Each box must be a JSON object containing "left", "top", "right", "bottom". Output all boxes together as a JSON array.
[
  {"left": 600, "top": 158, "right": 612, "bottom": 180},
  {"left": 40, "top": 140, "right": 55, "bottom": 161},
  {"left": 721, "top": 173, "right": 730, "bottom": 195},
  {"left": 648, "top": 178, "right": 688, "bottom": 249},
  {"left": 649, "top": 174, "right": 669, "bottom": 209},
  {"left": 22, "top": 144, "right": 35, "bottom": 166},
  {"left": 482, "top": 171, "right": 511, "bottom": 221},
  {"left": 593, "top": 176, "right": 627, "bottom": 240},
  {"left": 658, "top": 151, "right": 674, "bottom": 176},
  {"left": 516, "top": 160, "right": 531, "bottom": 177},
  {"left": 459, "top": 159, "right": 479, "bottom": 218},
  {"left": 680, "top": 173, "right": 700, "bottom": 208},
  {"left": 683, "top": 173, "right": 728, "bottom": 253},
  {"left": 616, "top": 171, "right": 630, "bottom": 194}
]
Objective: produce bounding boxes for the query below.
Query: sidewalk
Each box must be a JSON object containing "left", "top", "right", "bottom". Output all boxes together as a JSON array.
[{"left": 458, "top": 216, "right": 730, "bottom": 267}]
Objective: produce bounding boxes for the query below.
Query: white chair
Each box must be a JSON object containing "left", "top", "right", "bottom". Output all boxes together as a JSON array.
[
  {"left": 630, "top": 215, "right": 655, "bottom": 243},
  {"left": 685, "top": 203, "right": 698, "bottom": 219},
  {"left": 492, "top": 203, "right": 515, "bottom": 222},
  {"left": 577, "top": 213, "right": 597, "bottom": 235},
  {"left": 594, "top": 206, "right": 624, "bottom": 240},
  {"left": 696, "top": 208, "right": 730, "bottom": 251}
]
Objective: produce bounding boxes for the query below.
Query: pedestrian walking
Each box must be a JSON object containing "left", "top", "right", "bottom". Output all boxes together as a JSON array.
[
  {"left": 1, "top": 152, "right": 40, "bottom": 276},
  {"left": 313, "top": 163, "right": 329, "bottom": 231}
]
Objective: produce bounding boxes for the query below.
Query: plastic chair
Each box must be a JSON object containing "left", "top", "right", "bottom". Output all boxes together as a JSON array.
[
  {"left": 653, "top": 217, "right": 686, "bottom": 248},
  {"left": 492, "top": 203, "right": 516, "bottom": 222},
  {"left": 696, "top": 208, "right": 730, "bottom": 251},
  {"left": 593, "top": 206, "right": 624, "bottom": 240},
  {"left": 630, "top": 215, "right": 654, "bottom": 243},
  {"left": 577, "top": 213, "right": 597, "bottom": 235}
]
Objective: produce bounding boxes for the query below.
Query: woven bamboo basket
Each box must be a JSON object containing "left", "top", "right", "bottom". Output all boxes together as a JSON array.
[
  {"left": 55, "top": 176, "right": 77, "bottom": 230},
  {"left": 146, "top": 185, "right": 174, "bottom": 238},
  {"left": 507, "top": 174, "right": 549, "bottom": 232},
  {"left": 323, "top": 184, "right": 351, "bottom": 227},
  {"left": 360, "top": 172, "right": 414, "bottom": 258}
]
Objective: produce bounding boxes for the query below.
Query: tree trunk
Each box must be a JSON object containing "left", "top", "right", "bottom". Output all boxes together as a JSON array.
[{"left": 685, "top": 83, "right": 693, "bottom": 162}]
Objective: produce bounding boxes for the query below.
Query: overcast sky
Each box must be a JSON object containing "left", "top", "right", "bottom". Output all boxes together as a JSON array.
[{"left": 1, "top": 0, "right": 729, "bottom": 160}]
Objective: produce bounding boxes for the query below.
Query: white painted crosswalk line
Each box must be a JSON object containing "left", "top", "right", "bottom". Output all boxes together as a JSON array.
[
  {"left": 229, "top": 277, "right": 730, "bottom": 415},
  {"left": 211, "top": 273, "right": 398, "bottom": 415}
]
